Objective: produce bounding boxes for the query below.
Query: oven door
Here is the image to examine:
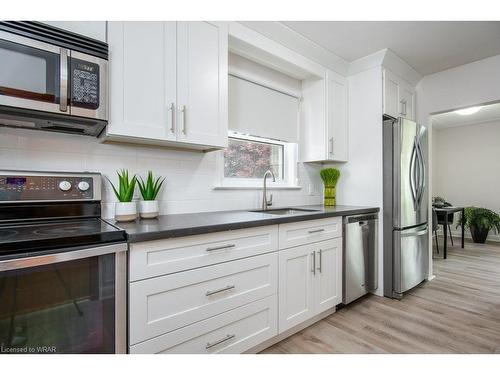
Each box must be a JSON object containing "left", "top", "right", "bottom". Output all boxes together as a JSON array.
[
  {"left": 0, "top": 243, "right": 126, "bottom": 354},
  {"left": 0, "top": 30, "right": 66, "bottom": 115}
]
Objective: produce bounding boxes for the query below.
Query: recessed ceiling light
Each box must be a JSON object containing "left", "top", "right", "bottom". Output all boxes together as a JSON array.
[{"left": 455, "top": 106, "right": 482, "bottom": 116}]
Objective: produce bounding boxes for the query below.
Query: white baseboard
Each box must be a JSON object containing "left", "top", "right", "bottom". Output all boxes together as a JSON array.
[{"left": 436, "top": 228, "right": 500, "bottom": 243}]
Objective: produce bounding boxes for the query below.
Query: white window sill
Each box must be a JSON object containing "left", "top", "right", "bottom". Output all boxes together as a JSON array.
[{"left": 213, "top": 185, "right": 302, "bottom": 191}]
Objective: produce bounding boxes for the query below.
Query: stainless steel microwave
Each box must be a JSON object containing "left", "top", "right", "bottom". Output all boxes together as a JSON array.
[{"left": 0, "top": 22, "right": 108, "bottom": 136}]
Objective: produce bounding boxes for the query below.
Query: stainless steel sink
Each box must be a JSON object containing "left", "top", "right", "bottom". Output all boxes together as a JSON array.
[{"left": 249, "top": 208, "right": 320, "bottom": 215}]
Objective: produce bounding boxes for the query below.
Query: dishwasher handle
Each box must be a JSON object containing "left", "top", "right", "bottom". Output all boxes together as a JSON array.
[{"left": 344, "top": 213, "right": 378, "bottom": 224}]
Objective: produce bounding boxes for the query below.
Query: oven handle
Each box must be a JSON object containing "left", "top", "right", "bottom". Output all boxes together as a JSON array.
[{"left": 0, "top": 242, "right": 127, "bottom": 272}]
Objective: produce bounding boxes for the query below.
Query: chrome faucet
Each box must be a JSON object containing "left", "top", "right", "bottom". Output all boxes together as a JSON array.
[{"left": 262, "top": 170, "right": 276, "bottom": 210}]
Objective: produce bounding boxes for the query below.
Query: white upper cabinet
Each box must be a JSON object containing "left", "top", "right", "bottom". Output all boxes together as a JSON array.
[
  {"left": 106, "top": 21, "right": 228, "bottom": 151},
  {"left": 176, "top": 22, "right": 228, "bottom": 148},
  {"left": 383, "top": 69, "right": 416, "bottom": 121},
  {"left": 300, "top": 70, "right": 348, "bottom": 163},
  {"left": 41, "top": 21, "right": 107, "bottom": 42},
  {"left": 108, "top": 22, "right": 177, "bottom": 141}
]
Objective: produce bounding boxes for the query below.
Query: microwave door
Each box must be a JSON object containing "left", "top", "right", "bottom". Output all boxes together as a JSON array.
[
  {"left": 0, "top": 30, "right": 68, "bottom": 115},
  {"left": 69, "top": 50, "right": 107, "bottom": 121}
]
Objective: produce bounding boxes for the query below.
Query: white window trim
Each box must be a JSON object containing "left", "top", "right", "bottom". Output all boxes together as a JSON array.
[{"left": 214, "top": 132, "right": 301, "bottom": 190}]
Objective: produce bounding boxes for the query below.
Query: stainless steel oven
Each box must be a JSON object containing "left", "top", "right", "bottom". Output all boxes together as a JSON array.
[
  {"left": 0, "top": 170, "right": 127, "bottom": 354},
  {"left": 0, "top": 22, "right": 108, "bottom": 136}
]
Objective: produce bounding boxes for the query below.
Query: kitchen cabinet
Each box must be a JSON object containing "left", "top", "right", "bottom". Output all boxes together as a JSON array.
[
  {"left": 128, "top": 216, "right": 343, "bottom": 353},
  {"left": 278, "top": 238, "right": 342, "bottom": 333},
  {"left": 383, "top": 69, "right": 416, "bottom": 121},
  {"left": 106, "top": 21, "right": 228, "bottom": 150},
  {"left": 300, "top": 70, "right": 348, "bottom": 163},
  {"left": 41, "top": 21, "right": 107, "bottom": 42}
]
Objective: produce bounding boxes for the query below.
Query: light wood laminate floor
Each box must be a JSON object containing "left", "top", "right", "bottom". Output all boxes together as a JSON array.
[{"left": 262, "top": 239, "right": 500, "bottom": 353}]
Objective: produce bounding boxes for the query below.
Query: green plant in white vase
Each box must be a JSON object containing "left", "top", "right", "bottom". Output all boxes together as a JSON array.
[
  {"left": 137, "top": 171, "right": 165, "bottom": 219},
  {"left": 107, "top": 169, "right": 137, "bottom": 222}
]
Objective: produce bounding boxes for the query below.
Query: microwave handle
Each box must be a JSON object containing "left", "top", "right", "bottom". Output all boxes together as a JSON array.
[{"left": 59, "top": 48, "right": 69, "bottom": 112}]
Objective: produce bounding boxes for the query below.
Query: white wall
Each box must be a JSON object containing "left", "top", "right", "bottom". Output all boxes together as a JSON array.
[
  {"left": 417, "top": 53, "right": 500, "bottom": 275},
  {"left": 433, "top": 120, "right": 500, "bottom": 241},
  {"left": 0, "top": 127, "right": 322, "bottom": 219},
  {"left": 336, "top": 65, "right": 384, "bottom": 295}
]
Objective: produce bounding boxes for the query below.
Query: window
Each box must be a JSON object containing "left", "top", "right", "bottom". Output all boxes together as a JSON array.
[
  {"left": 224, "top": 136, "right": 284, "bottom": 180},
  {"left": 217, "top": 132, "right": 298, "bottom": 188},
  {"left": 217, "top": 56, "right": 301, "bottom": 189}
]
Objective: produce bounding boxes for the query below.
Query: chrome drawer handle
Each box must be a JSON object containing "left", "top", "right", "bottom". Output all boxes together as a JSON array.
[
  {"left": 206, "top": 244, "right": 236, "bottom": 252},
  {"left": 206, "top": 334, "right": 235, "bottom": 349},
  {"left": 205, "top": 285, "right": 235, "bottom": 296},
  {"left": 308, "top": 229, "right": 325, "bottom": 234}
]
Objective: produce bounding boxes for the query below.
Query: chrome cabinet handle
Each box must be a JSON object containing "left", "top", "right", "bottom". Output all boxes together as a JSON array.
[
  {"left": 169, "top": 102, "right": 175, "bottom": 134},
  {"left": 308, "top": 228, "right": 325, "bottom": 234},
  {"left": 59, "top": 48, "right": 69, "bottom": 112},
  {"left": 400, "top": 99, "right": 407, "bottom": 116},
  {"left": 311, "top": 251, "right": 316, "bottom": 275},
  {"left": 329, "top": 137, "right": 334, "bottom": 156},
  {"left": 180, "top": 105, "right": 187, "bottom": 134},
  {"left": 205, "top": 285, "right": 235, "bottom": 296},
  {"left": 206, "top": 334, "right": 235, "bottom": 349},
  {"left": 206, "top": 244, "right": 236, "bottom": 252},
  {"left": 317, "top": 249, "right": 322, "bottom": 273}
]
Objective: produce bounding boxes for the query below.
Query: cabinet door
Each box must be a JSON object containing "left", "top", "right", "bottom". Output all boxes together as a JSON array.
[
  {"left": 399, "top": 83, "right": 415, "bottom": 121},
  {"left": 278, "top": 245, "right": 315, "bottom": 333},
  {"left": 108, "top": 22, "right": 177, "bottom": 141},
  {"left": 176, "top": 22, "right": 228, "bottom": 148},
  {"left": 383, "top": 69, "right": 400, "bottom": 119},
  {"left": 313, "top": 238, "right": 342, "bottom": 314},
  {"left": 326, "top": 70, "right": 348, "bottom": 162}
]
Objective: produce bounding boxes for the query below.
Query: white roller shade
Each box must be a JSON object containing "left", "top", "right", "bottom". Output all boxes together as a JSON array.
[{"left": 228, "top": 75, "right": 299, "bottom": 143}]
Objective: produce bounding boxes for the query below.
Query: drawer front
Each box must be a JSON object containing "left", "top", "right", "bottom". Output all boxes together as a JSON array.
[
  {"left": 279, "top": 217, "right": 342, "bottom": 249},
  {"left": 130, "top": 225, "right": 278, "bottom": 281},
  {"left": 130, "top": 295, "right": 278, "bottom": 354},
  {"left": 130, "top": 252, "right": 278, "bottom": 344}
]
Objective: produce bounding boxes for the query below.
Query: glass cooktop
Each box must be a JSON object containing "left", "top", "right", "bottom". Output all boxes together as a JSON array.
[{"left": 0, "top": 218, "right": 126, "bottom": 257}]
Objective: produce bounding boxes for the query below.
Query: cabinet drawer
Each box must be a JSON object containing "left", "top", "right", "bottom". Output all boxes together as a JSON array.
[
  {"left": 130, "top": 225, "right": 278, "bottom": 281},
  {"left": 279, "top": 217, "right": 342, "bottom": 249},
  {"left": 130, "top": 295, "right": 277, "bottom": 354},
  {"left": 130, "top": 252, "right": 277, "bottom": 345}
]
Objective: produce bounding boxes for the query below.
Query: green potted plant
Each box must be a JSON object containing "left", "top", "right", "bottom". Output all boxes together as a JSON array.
[
  {"left": 107, "top": 169, "right": 137, "bottom": 222},
  {"left": 137, "top": 171, "right": 165, "bottom": 219},
  {"left": 320, "top": 168, "right": 340, "bottom": 206},
  {"left": 456, "top": 206, "right": 500, "bottom": 243}
]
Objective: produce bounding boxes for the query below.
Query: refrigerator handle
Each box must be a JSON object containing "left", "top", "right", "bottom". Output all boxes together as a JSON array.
[
  {"left": 409, "top": 139, "right": 418, "bottom": 211},
  {"left": 416, "top": 137, "right": 426, "bottom": 207}
]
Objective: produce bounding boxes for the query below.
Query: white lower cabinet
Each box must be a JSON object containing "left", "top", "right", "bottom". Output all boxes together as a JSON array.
[
  {"left": 130, "top": 295, "right": 278, "bottom": 354},
  {"left": 128, "top": 218, "right": 344, "bottom": 353},
  {"left": 278, "top": 238, "right": 342, "bottom": 333},
  {"left": 129, "top": 252, "right": 278, "bottom": 345}
]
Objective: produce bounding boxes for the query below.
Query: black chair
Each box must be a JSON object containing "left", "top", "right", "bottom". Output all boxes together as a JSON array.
[
  {"left": 436, "top": 210, "right": 454, "bottom": 246},
  {"left": 432, "top": 208, "right": 439, "bottom": 254}
]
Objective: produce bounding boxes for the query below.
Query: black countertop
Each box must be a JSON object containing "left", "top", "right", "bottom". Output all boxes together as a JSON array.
[{"left": 113, "top": 205, "right": 379, "bottom": 243}]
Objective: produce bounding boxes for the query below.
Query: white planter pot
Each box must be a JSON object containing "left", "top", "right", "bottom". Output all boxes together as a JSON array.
[
  {"left": 115, "top": 201, "right": 137, "bottom": 222},
  {"left": 139, "top": 200, "right": 159, "bottom": 219}
]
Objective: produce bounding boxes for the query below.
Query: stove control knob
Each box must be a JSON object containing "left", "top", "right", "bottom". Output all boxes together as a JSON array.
[
  {"left": 59, "top": 180, "right": 72, "bottom": 192},
  {"left": 78, "top": 181, "right": 90, "bottom": 192}
]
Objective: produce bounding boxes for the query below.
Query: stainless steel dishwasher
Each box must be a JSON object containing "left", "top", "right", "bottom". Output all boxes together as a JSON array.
[{"left": 343, "top": 213, "right": 378, "bottom": 304}]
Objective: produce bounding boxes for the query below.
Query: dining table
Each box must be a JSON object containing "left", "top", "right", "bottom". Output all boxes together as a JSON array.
[{"left": 434, "top": 206, "right": 465, "bottom": 259}]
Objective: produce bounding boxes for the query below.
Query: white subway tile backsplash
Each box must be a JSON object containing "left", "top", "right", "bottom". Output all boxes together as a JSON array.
[{"left": 1, "top": 129, "right": 322, "bottom": 218}]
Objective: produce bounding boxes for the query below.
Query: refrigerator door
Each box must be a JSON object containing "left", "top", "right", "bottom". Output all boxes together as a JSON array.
[
  {"left": 393, "top": 118, "right": 427, "bottom": 229},
  {"left": 393, "top": 224, "right": 429, "bottom": 296}
]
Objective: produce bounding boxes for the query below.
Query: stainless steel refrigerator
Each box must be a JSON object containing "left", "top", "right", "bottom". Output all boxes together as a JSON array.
[{"left": 383, "top": 116, "right": 429, "bottom": 299}]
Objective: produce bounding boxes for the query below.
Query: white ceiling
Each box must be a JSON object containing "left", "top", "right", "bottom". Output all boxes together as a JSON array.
[
  {"left": 281, "top": 21, "right": 500, "bottom": 75},
  {"left": 432, "top": 102, "right": 500, "bottom": 129}
]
